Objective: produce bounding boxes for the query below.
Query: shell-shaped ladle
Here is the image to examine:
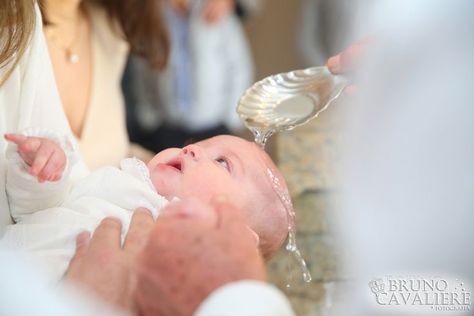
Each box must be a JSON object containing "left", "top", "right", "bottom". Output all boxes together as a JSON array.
[{"left": 237, "top": 66, "right": 347, "bottom": 146}]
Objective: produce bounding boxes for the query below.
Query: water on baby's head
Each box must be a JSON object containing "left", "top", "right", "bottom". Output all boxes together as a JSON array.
[
  {"left": 266, "top": 168, "right": 312, "bottom": 286},
  {"left": 249, "top": 124, "right": 311, "bottom": 286},
  {"left": 250, "top": 126, "right": 275, "bottom": 148}
]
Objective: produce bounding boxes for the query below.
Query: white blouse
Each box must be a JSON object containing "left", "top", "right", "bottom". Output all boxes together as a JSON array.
[{"left": 0, "top": 5, "right": 89, "bottom": 235}]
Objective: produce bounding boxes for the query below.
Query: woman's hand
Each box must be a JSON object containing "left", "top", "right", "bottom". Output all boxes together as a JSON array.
[
  {"left": 326, "top": 38, "right": 370, "bottom": 95},
  {"left": 170, "top": 0, "right": 234, "bottom": 24},
  {"left": 4, "top": 133, "right": 66, "bottom": 182},
  {"left": 327, "top": 39, "right": 369, "bottom": 74}
]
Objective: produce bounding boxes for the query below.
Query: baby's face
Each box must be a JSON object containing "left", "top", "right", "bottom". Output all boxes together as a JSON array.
[
  {"left": 147, "top": 135, "right": 289, "bottom": 257},
  {"left": 148, "top": 135, "right": 260, "bottom": 207}
]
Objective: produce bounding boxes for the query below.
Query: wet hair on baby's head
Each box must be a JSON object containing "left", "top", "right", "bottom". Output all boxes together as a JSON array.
[
  {"left": 193, "top": 135, "right": 291, "bottom": 260},
  {"left": 244, "top": 146, "right": 291, "bottom": 260}
]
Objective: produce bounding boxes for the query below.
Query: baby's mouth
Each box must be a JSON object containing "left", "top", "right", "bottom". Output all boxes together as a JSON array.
[{"left": 166, "top": 159, "right": 183, "bottom": 172}]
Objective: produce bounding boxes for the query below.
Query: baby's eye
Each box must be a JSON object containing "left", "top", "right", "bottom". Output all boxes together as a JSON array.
[{"left": 215, "top": 157, "right": 231, "bottom": 172}]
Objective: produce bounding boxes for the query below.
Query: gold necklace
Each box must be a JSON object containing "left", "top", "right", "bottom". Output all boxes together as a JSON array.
[{"left": 44, "top": 17, "right": 82, "bottom": 64}]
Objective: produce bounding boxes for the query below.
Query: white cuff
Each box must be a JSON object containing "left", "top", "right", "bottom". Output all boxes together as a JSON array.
[
  {"left": 8, "top": 128, "right": 78, "bottom": 181},
  {"left": 193, "top": 280, "right": 295, "bottom": 316},
  {"left": 6, "top": 128, "right": 79, "bottom": 221}
]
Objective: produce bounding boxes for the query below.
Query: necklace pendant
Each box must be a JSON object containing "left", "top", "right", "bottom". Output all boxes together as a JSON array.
[{"left": 66, "top": 50, "right": 79, "bottom": 64}]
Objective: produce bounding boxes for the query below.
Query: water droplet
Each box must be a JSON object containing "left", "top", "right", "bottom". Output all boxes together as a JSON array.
[
  {"left": 250, "top": 127, "right": 275, "bottom": 148},
  {"left": 266, "top": 167, "right": 312, "bottom": 285},
  {"left": 248, "top": 125, "right": 312, "bottom": 286}
]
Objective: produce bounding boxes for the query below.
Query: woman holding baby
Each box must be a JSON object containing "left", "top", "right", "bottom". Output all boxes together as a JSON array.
[{"left": 0, "top": 1, "right": 296, "bottom": 315}]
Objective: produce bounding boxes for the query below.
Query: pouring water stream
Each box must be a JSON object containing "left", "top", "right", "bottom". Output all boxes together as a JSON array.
[{"left": 237, "top": 66, "right": 347, "bottom": 285}]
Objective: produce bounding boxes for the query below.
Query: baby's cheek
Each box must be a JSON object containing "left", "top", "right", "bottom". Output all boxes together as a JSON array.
[
  {"left": 182, "top": 185, "right": 214, "bottom": 203},
  {"left": 150, "top": 174, "right": 165, "bottom": 193},
  {"left": 179, "top": 179, "right": 223, "bottom": 203}
]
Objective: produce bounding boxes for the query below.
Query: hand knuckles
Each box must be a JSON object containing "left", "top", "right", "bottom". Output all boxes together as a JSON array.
[
  {"left": 126, "top": 234, "right": 142, "bottom": 246},
  {"left": 100, "top": 217, "right": 122, "bottom": 230},
  {"left": 134, "top": 215, "right": 154, "bottom": 228},
  {"left": 89, "top": 249, "right": 119, "bottom": 268}
]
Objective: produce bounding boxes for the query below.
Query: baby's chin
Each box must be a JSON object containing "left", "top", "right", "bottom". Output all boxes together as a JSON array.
[
  {"left": 149, "top": 174, "right": 178, "bottom": 201},
  {"left": 154, "top": 186, "right": 178, "bottom": 201}
]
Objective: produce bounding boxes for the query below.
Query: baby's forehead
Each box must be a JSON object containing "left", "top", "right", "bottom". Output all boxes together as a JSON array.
[
  {"left": 198, "top": 136, "right": 254, "bottom": 154},
  {"left": 199, "top": 135, "right": 269, "bottom": 173},
  {"left": 198, "top": 135, "right": 244, "bottom": 145}
]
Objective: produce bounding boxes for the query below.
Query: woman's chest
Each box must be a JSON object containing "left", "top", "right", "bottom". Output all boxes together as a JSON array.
[{"left": 47, "top": 37, "right": 92, "bottom": 138}]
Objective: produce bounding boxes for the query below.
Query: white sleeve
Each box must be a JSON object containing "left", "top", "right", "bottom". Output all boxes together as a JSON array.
[
  {"left": 193, "top": 280, "right": 295, "bottom": 316},
  {"left": 0, "top": 251, "right": 129, "bottom": 316},
  {"left": 6, "top": 128, "right": 78, "bottom": 222}
]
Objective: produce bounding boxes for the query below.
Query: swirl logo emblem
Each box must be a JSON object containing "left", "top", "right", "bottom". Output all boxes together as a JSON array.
[{"left": 369, "top": 278, "right": 386, "bottom": 298}]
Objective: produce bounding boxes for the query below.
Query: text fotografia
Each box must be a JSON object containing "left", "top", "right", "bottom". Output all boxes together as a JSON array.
[{"left": 369, "top": 276, "right": 471, "bottom": 312}]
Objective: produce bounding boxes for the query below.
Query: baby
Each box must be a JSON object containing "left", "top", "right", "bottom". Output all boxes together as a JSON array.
[{"left": 2, "top": 133, "right": 290, "bottom": 280}]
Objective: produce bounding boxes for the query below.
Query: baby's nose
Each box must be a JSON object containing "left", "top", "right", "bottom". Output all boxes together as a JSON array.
[{"left": 181, "top": 144, "right": 201, "bottom": 160}]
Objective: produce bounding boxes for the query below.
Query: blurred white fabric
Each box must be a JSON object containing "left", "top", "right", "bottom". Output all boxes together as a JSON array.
[
  {"left": 334, "top": 0, "right": 474, "bottom": 315},
  {"left": 0, "top": 251, "right": 128, "bottom": 316}
]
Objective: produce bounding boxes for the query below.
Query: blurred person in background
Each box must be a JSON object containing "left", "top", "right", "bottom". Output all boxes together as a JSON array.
[
  {"left": 298, "top": 0, "right": 354, "bottom": 67},
  {"left": 235, "top": 0, "right": 263, "bottom": 19},
  {"left": 123, "top": 0, "right": 254, "bottom": 153}
]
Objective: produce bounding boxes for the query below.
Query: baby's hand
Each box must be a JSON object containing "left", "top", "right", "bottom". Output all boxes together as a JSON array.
[{"left": 4, "top": 133, "right": 67, "bottom": 183}]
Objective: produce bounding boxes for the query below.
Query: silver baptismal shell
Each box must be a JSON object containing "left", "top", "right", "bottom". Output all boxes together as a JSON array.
[{"left": 237, "top": 66, "right": 347, "bottom": 133}]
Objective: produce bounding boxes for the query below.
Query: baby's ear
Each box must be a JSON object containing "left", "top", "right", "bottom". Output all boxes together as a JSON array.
[{"left": 246, "top": 226, "right": 260, "bottom": 247}]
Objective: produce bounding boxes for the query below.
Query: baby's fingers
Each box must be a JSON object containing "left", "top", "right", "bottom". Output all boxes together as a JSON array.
[
  {"left": 18, "top": 138, "right": 42, "bottom": 157},
  {"left": 4, "top": 133, "right": 28, "bottom": 145},
  {"left": 16, "top": 138, "right": 42, "bottom": 166},
  {"left": 37, "top": 149, "right": 66, "bottom": 182},
  {"left": 30, "top": 143, "right": 54, "bottom": 179},
  {"left": 5, "top": 134, "right": 41, "bottom": 157}
]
